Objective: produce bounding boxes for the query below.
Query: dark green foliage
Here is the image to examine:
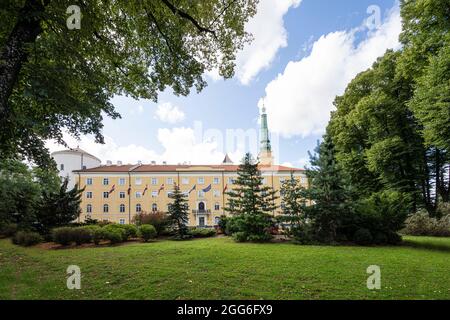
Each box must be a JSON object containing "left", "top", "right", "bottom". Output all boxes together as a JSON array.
[
  {"left": 232, "top": 232, "right": 247, "bottom": 242},
  {"left": 120, "top": 224, "right": 138, "bottom": 239},
  {"left": 89, "top": 226, "right": 106, "bottom": 245},
  {"left": 353, "top": 229, "right": 373, "bottom": 246},
  {"left": 0, "top": 222, "right": 17, "bottom": 238},
  {"left": 133, "top": 211, "right": 170, "bottom": 235},
  {"left": 104, "top": 229, "right": 124, "bottom": 244},
  {"left": 12, "top": 231, "right": 43, "bottom": 246},
  {"left": 189, "top": 228, "right": 216, "bottom": 238},
  {"left": 52, "top": 227, "right": 74, "bottom": 246},
  {"left": 139, "top": 225, "right": 157, "bottom": 242},
  {"left": 36, "top": 178, "right": 83, "bottom": 235},
  {"left": 71, "top": 227, "right": 92, "bottom": 245},
  {"left": 168, "top": 185, "right": 190, "bottom": 239},
  {"left": 225, "top": 153, "right": 276, "bottom": 242},
  {"left": 0, "top": 0, "right": 258, "bottom": 167},
  {"left": 217, "top": 215, "right": 228, "bottom": 234},
  {"left": 103, "top": 224, "right": 128, "bottom": 242}
]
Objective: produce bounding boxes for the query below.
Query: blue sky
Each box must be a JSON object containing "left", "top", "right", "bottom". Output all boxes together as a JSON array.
[{"left": 49, "top": 0, "right": 401, "bottom": 168}]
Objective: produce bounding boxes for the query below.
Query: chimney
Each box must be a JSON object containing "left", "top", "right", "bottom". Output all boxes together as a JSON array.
[
  {"left": 117, "top": 160, "right": 122, "bottom": 165},
  {"left": 106, "top": 160, "right": 112, "bottom": 166},
  {"left": 162, "top": 161, "right": 167, "bottom": 165},
  {"left": 151, "top": 160, "right": 156, "bottom": 165}
]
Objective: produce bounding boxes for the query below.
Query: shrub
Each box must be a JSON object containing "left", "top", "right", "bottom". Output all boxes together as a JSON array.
[
  {"left": 217, "top": 215, "right": 228, "bottom": 233},
  {"left": 12, "top": 231, "right": 43, "bottom": 246},
  {"left": 373, "top": 232, "right": 388, "bottom": 245},
  {"left": 72, "top": 227, "right": 92, "bottom": 245},
  {"left": 133, "top": 211, "right": 170, "bottom": 235},
  {"left": 90, "top": 226, "right": 105, "bottom": 245},
  {"left": 225, "top": 216, "right": 243, "bottom": 235},
  {"left": 0, "top": 223, "right": 18, "bottom": 238},
  {"left": 246, "top": 233, "right": 272, "bottom": 242},
  {"left": 189, "top": 228, "right": 216, "bottom": 238},
  {"left": 232, "top": 232, "right": 247, "bottom": 242},
  {"left": 52, "top": 227, "right": 74, "bottom": 245},
  {"left": 121, "top": 224, "right": 138, "bottom": 239},
  {"left": 402, "top": 211, "right": 450, "bottom": 237},
  {"left": 103, "top": 224, "right": 127, "bottom": 241},
  {"left": 353, "top": 228, "right": 373, "bottom": 246},
  {"left": 104, "top": 229, "right": 123, "bottom": 244},
  {"left": 386, "top": 231, "right": 402, "bottom": 245},
  {"left": 139, "top": 225, "right": 157, "bottom": 242}
]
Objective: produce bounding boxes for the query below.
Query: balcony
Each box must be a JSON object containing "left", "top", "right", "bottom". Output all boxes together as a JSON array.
[{"left": 192, "top": 209, "right": 211, "bottom": 215}]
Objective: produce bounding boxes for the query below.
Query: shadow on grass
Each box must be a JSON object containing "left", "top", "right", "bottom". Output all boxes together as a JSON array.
[{"left": 402, "top": 239, "right": 450, "bottom": 253}]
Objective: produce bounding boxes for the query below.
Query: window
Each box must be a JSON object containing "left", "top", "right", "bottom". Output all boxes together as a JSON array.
[
  {"left": 103, "top": 178, "right": 109, "bottom": 185},
  {"left": 103, "top": 204, "right": 109, "bottom": 213},
  {"left": 198, "top": 177, "right": 204, "bottom": 184},
  {"left": 119, "top": 219, "right": 125, "bottom": 225},
  {"left": 151, "top": 191, "right": 158, "bottom": 198},
  {"left": 213, "top": 190, "right": 220, "bottom": 197},
  {"left": 86, "top": 178, "right": 93, "bottom": 185},
  {"left": 213, "top": 177, "right": 220, "bottom": 184},
  {"left": 182, "top": 178, "right": 189, "bottom": 185},
  {"left": 86, "top": 191, "right": 93, "bottom": 199},
  {"left": 214, "top": 203, "right": 220, "bottom": 210},
  {"left": 214, "top": 216, "right": 220, "bottom": 225},
  {"left": 167, "top": 178, "right": 174, "bottom": 185},
  {"left": 151, "top": 178, "right": 158, "bottom": 185},
  {"left": 103, "top": 191, "right": 109, "bottom": 199},
  {"left": 136, "top": 204, "right": 141, "bottom": 213},
  {"left": 119, "top": 178, "right": 126, "bottom": 186},
  {"left": 198, "top": 190, "right": 205, "bottom": 198},
  {"left": 135, "top": 178, "right": 142, "bottom": 185},
  {"left": 228, "top": 177, "right": 235, "bottom": 184},
  {"left": 119, "top": 192, "right": 125, "bottom": 198},
  {"left": 86, "top": 204, "right": 92, "bottom": 213},
  {"left": 60, "top": 164, "right": 64, "bottom": 171},
  {"left": 119, "top": 204, "right": 126, "bottom": 213},
  {"left": 82, "top": 165, "right": 87, "bottom": 170},
  {"left": 152, "top": 203, "right": 157, "bottom": 212},
  {"left": 135, "top": 191, "right": 142, "bottom": 198}
]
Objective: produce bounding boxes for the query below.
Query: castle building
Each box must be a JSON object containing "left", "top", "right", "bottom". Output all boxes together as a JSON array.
[{"left": 70, "top": 109, "right": 305, "bottom": 227}]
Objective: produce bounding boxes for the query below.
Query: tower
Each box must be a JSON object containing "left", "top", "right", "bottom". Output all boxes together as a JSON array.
[{"left": 259, "top": 105, "right": 273, "bottom": 166}]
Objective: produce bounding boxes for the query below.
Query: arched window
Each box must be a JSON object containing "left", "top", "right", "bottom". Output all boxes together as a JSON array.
[
  {"left": 152, "top": 203, "right": 157, "bottom": 212},
  {"left": 136, "top": 203, "right": 141, "bottom": 212},
  {"left": 119, "top": 204, "right": 126, "bottom": 213},
  {"left": 198, "top": 202, "right": 205, "bottom": 211},
  {"left": 103, "top": 204, "right": 109, "bottom": 213},
  {"left": 214, "top": 216, "right": 220, "bottom": 225},
  {"left": 86, "top": 204, "right": 92, "bottom": 213}
]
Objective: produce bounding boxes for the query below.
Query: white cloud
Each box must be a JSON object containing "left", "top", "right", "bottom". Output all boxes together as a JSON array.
[
  {"left": 154, "top": 102, "right": 185, "bottom": 124},
  {"left": 235, "top": 0, "right": 301, "bottom": 85},
  {"left": 259, "top": 5, "right": 402, "bottom": 137}
]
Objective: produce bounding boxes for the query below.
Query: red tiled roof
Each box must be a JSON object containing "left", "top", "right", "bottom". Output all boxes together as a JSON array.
[{"left": 74, "top": 164, "right": 303, "bottom": 173}]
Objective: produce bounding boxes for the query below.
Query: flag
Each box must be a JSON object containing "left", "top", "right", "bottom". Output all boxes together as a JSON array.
[
  {"left": 188, "top": 184, "right": 196, "bottom": 194},
  {"left": 143, "top": 184, "right": 148, "bottom": 195},
  {"left": 158, "top": 183, "right": 165, "bottom": 195},
  {"left": 202, "top": 184, "right": 211, "bottom": 193},
  {"left": 108, "top": 184, "right": 115, "bottom": 195},
  {"left": 127, "top": 185, "right": 131, "bottom": 195},
  {"left": 223, "top": 184, "right": 228, "bottom": 193}
]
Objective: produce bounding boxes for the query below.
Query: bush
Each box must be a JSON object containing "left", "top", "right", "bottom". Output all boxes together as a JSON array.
[
  {"left": 72, "top": 227, "right": 92, "bottom": 245},
  {"left": 12, "top": 231, "right": 43, "bottom": 246},
  {"left": 402, "top": 211, "right": 450, "bottom": 237},
  {"left": 90, "top": 226, "right": 105, "bottom": 245},
  {"left": 232, "top": 232, "right": 247, "bottom": 242},
  {"left": 103, "top": 224, "right": 128, "bottom": 241},
  {"left": 225, "top": 216, "right": 243, "bottom": 235},
  {"left": 133, "top": 211, "right": 170, "bottom": 235},
  {"left": 217, "top": 215, "right": 228, "bottom": 233},
  {"left": 189, "top": 228, "right": 216, "bottom": 238},
  {"left": 246, "top": 233, "right": 272, "bottom": 242},
  {"left": 353, "top": 228, "right": 373, "bottom": 246},
  {"left": 104, "top": 229, "right": 123, "bottom": 244},
  {"left": 139, "top": 225, "right": 157, "bottom": 242},
  {"left": 121, "top": 224, "right": 138, "bottom": 239},
  {"left": 52, "top": 227, "right": 74, "bottom": 245},
  {"left": 0, "top": 223, "right": 18, "bottom": 238}
]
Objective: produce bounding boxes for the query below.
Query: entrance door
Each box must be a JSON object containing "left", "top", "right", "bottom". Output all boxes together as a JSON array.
[{"left": 199, "top": 217, "right": 205, "bottom": 227}]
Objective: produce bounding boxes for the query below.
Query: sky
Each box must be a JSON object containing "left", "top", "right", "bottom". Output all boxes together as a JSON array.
[{"left": 47, "top": 0, "right": 402, "bottom": 169}]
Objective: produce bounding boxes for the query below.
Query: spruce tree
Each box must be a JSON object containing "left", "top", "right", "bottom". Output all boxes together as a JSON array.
[
  {"left": 168, "top": 184, "right": 190, "bottom": 239},
  {"left": 225, "top": 153, "right": 277, "bottom": 242},
  {"left": 279, "top": 172, "right": 309, "bottom": 240}
]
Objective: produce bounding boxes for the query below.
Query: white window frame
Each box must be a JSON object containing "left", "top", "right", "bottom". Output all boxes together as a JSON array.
[
  {"left": 103, "top": 204, "right": 109, "bottom": 213},
  {"left": 119, "top": 204, "right": 126, "bottom": 213},
  {"left": 213, "top": 177, "right": 220, "bottom": 184},
  {"left": 103, "top": 178, "right": 109, "bottom": 186},
  {"left": 182, "top": 178, "right": 189, "bottom": 185},
  {"left": 151, "top": 178, "right": 158, "bottom": 185},
  {"left": 198, "top": 177, "right": 205, "bottom": 184},
  {"left": 135, "top": 178, "right": 142, "bottom": 185},
  {"left": 86, "top": 178, "right": 93, "bottom": 185},
  {"left": 103, "top": 191, "right": 109, "bottom": 199},
  {"left": 119, "top": 178, "right": 126, "bottom": 186},
  {"left": 86, "top": 204, "right": 92, "bottom": 213},
  {"left": 86, "top": 191, "right": 93, "bottom": 199},
  {"left": 119, "top": 192, "right": 125, "bottom": 199},
  {"left": 136, "top": 204, "right": 142, "bottom": 213},
  {"left": 119, "top": 219, "right": 125, "bottom": 225},
  {"left": 135, "top": 191, "right": 142, "bottom": 198},
  {"left": 167, "top": 177, "right": 174, "bottom": 185}
]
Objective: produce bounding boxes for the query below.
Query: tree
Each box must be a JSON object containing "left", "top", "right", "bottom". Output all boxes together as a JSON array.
[
  {"left": 278, "top": 172, "right": 309, "bottom": 239},
  {"left": 36, "top": 177, "right": 83, "bottom": 235},
  {"left": 0, "top": 0, "right": 258, "bottom": 166},
  {"left": 306, "top": 135, "right": 352, "bottom": 243},
  {"left": 225, "top": 153, "right": 277, "bottom": 242},
  {"left": 167, "top": 184, "right": 190, "bottom": 239}
]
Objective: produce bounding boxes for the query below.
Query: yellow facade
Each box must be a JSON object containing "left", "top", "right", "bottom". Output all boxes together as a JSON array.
[{"left": 75, "top": 165, "right": 306, "bottom": 227}]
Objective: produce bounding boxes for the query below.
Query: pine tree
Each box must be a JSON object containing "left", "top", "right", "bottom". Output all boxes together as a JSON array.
[
  {"left": 307, "top": 135, "right": 351, "bottom": 243},
  {"left": 168, "top": 184, "right": 190, "bottom": 239},
  {"left": 225, "top": 153, "right": 277, "bottom": 241},
  {"left": 279, "top": 172, "right": 309, "bottom": 239},
  {"left": 36, "top": 178, "right": 83, "bottom": 235}
]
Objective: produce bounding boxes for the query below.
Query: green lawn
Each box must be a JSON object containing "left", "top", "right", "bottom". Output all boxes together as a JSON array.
[{"left": 0, "top": 236, "right": 449, "bottom": 300}]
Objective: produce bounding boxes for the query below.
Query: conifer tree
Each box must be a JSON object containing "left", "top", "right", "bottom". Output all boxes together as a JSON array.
[
  {"left": 225, "top": 153, "right": 277, "bottom": 241},
  {"left": 168, "top": 184, "right": 190, "bottom": 239}
]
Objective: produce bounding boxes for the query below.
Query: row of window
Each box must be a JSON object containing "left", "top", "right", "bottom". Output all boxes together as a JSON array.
[
  {"left": 87, "top": 189, "right": 228, "bottom": 199},
  {"left": 83, "top": 176, "right": 304, "bottom": 186},
  {"left": 86, "top": 203, "right": 221, "bottom": 213}
]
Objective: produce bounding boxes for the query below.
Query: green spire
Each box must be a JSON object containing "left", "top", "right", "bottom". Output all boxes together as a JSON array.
[{"left": 260, "top": 106, "right": 271, "bottom": 152}]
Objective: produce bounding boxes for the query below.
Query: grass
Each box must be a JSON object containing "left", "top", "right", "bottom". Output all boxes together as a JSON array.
[{"left": 0, "top": 236, "right": 449, "bottom": 300}]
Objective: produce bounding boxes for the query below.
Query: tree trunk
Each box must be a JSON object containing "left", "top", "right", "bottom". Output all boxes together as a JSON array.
[{"left": 0, "top": 0, "right": 48, "bottom": 118}]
